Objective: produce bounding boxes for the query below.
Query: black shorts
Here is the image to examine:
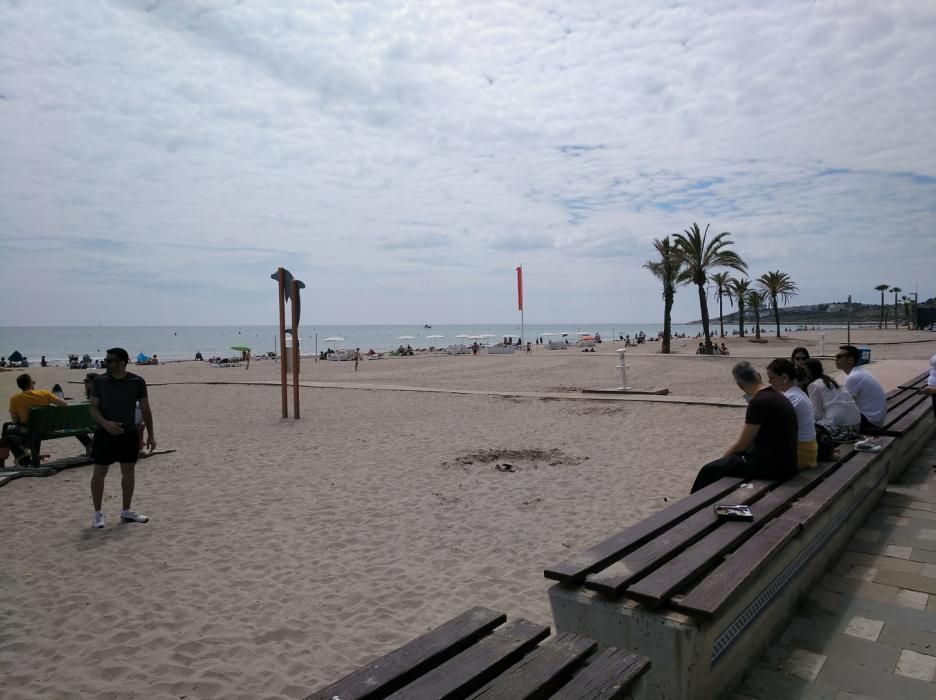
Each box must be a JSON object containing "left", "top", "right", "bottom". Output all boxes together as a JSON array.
[{"left": 92, "top": 427, "right": 140, "bottom": 465}]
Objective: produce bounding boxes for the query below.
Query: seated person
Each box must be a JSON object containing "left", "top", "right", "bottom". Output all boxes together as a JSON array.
[
  {"left": 924, "top": 353, "right": 936, "bottom": 417},
  {"left": 835, "top": 345, "right": 886, "bottom": 431},
  {"left": 6, "top": 373, "right": 69, "bottom": 466},
  {"left": 766, "top": 359, "right": 818, "bottom": 469},
  {"left": 691, "top": 361, "right": 798, "bottom": 492},
  {"left": 804, "top": 359, "right": 861, "bottom": 442},
  {"left": 719, "top": 342, "right": 730, "bottom": 356},
  {"left": 696, "top": 342, "right": 705, "bottom": 354},
  {"left": 791, "top": 347, "right": 810, "bottom": 367}
]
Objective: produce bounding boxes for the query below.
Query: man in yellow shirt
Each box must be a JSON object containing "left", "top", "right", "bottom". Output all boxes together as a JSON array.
[{"left": 6, "top": 373, "right": 67, "bottom": 466}]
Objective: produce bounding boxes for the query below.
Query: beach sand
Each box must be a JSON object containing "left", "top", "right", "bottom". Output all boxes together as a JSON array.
[{"left": 2, "top": 329, "right": 934, "bottom": 698}]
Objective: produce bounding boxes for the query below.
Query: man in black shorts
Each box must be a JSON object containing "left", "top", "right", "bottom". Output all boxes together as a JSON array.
[
  {"left": 89, "top": 347, "right": 156, "bottom": 528},
  {"left": 691, "top": 360, "right": 798, "bottom": 492}
]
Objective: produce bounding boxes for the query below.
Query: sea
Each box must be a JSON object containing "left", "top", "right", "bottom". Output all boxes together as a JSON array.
[{"left": 0, "top": 323, "right": 747, "bottom": 364}]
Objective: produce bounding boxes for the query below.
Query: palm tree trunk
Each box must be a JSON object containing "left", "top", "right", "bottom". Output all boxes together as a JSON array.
[
  {"left": 698, "top": 283, "right": 713, "bottom": 353},
  {"left": 754, "top": 304, "right": 762, "bottom": 340},
  {"left": 718, "top": 293, "right": 725, "bottom": 338},
  {"left": 773, "top": 293, "right": 781, "bottom": 338},
  {"left": 662, "top": 286, "right": 673, "bottom": 354},
  {"left": 880, "top": 291, "right": 885, "bottom": 329},
  {"left": 738, "top": 299, "right": 746, "bottom": 337}
]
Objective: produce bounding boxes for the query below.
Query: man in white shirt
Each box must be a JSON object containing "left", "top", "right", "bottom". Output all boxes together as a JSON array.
[{"left": 835, "top": 345, "right": 887, "bottom": 431}]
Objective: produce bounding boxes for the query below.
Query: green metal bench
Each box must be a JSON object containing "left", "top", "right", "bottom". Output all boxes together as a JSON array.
[{"left": 3, "top": 404, "right": 96, "bottom": 468}]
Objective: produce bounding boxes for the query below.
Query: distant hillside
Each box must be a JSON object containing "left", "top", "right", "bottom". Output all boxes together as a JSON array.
[{"left": 690, "top": 301, "right": 913, "bottom": 326}]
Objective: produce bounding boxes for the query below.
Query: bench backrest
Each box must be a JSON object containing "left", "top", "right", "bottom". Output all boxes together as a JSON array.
[{"left": 29, "top": 404, "right": 96, "bottom": 435}]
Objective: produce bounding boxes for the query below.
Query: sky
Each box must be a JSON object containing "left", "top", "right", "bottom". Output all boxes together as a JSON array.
[{"left": 1, "top": 0, "right": 934, "bottom": 326}]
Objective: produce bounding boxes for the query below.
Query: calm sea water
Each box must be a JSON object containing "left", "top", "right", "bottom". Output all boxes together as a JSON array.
[{"left": 0, "top": 323, "right": 742, "bottom": 364}]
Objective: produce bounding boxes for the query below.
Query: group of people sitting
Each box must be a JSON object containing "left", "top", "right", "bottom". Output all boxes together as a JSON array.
[
  {"left": 697, "top": 342, "right": 731, "bottom": 355},
  {"left": 0, "top": 354, "right": 29, "bottom": 368},
  {"left": 691, "top": 345, "right": 898, "bottom": 493}
]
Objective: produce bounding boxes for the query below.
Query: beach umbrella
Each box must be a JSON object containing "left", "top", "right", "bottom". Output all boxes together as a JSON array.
[
  {"left": 540, "top": 332, "right": 556, "bottom": 337},
  {"left": 323, "top": 336, "right": 344, "bottom": 349},
  {"left": 396, "top": 335, "right": 416, "bottom": 340},
  {"left": 8, "top": 350, "right": 23, "bottom": 363},
  {"left": 454, "top": 334, "right": 470, "bottom": 339},
  {"left": 230, "top": 345, "right": 251, "bottom": 352},
  {"left": 426, "top": 334, "right": 445, "bottom": 339},
  {"left": 136, "top": 352, "right": 149, "bottom": 363}
]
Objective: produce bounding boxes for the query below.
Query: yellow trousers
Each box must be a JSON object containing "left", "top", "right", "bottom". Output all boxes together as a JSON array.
[{"left": 797, "top": 440, "right": 818, "bottom": 470}]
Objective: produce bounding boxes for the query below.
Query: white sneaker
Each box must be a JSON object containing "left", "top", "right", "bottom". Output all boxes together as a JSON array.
[
  {"left": 120, "top": 510, "right": 149, "bottom": 523},
  {"left": 92, "top": 511, "right": 105, "bottom": 529}
]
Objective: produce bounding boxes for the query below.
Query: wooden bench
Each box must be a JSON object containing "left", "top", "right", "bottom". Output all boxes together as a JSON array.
[
  {"left": 307, "top": 606, "right": 650, "bottom": 700},
  {"left": 1, "top": 404, "right": 96, "bottom": 468},
  {"left": 546, "top": 436, "right": 903, "bottom": 700},
  {"left": 876, "top": 370, "right": 935, "bottom": 478}
]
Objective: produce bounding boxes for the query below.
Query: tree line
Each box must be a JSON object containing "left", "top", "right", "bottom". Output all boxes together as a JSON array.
[{"left": 643, "top": 223, "right": 797, "bottom": 354}]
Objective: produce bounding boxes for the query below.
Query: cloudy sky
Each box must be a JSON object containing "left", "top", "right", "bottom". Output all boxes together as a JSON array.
[{"left": 1, "top": 0, "right": 934, "bottom": 326}]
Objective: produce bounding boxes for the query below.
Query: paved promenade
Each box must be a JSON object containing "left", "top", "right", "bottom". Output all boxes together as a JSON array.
[{"left": 733, "top": 434, "right": 936, "bottom": 699}]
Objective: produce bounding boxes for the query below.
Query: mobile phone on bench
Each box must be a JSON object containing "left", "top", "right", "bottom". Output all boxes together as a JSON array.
[{"left": 714, "top": 504, "right": 754, "bottom": 521}]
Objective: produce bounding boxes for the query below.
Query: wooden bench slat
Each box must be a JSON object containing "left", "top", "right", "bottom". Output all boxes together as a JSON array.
[
  {"left": 893, "top": 371, "right": 930, "bottom": 392},
  {"left": 672, "top": 517, "right": 802, "bottom": 617},
  {"left": 548, "top": 648, "right": 651, "bottom": 700},
  {"left": 544, "top": 477, "right": 743, "bottom": 584},
  {"left": 305, "top": 606, "right": 506, "bottom": 700},
  {"left": 584, "top": 480, "right": 774, "bottom": 597},
  {"left": 883, "top": 395, "right": 933, "bottom": 436},
  {"left": 385, "top": 618, "right": 550, "bottom": 700},
  {"left": 624, "top": 461, "right": 840, "bottom": 606},
  {"left": 778, "top": 447, "right": 882, "bottom": 528},
  {"left": 467, "top": 632, "right": 596, "bottom": 700},
  {"left": 885, "top": 391, "right": 929, "bottom": 423}
]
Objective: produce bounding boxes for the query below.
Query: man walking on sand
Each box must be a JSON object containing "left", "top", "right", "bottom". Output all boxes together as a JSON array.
[
  {"left": 88, "top": 347, "right": 156, "bottom": 529},
  {"left": 353, "top": 348, "right": 362, "bottom": 371}
]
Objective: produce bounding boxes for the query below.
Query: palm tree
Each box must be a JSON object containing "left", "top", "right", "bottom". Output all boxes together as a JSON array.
[
  {"left": 874, "top": 284, "right": 890, "bottom": 328},
  {"left": 747, "top": 288, "right": 766, "bottom": 340},
  {"left": 673, "top": 223, "right": 747, "bottom": 354},
  {"left": 643, "top": 236, "right": 684, "bottom": 354},
  {"left": 757, "top": 270, "right": 798, "bottom": 338},
  {"left": 891, "top": 287, "right": 902, "bottom": 328},
  {"left": 728, "top": 277, "right": 751, "bottom": 337},
  {"left": 710, "top": 271, "right": 733, "bottom": 339}
]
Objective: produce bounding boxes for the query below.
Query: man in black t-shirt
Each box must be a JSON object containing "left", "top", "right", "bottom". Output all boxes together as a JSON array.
[
  {"left": 88, "top": 347, "right": 156, "bottom": 529},
  {"left": 691, "top": 361, "right": 798, "bottom": 493}
]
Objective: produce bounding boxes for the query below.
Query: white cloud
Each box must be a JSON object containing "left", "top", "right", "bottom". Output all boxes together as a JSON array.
[{"left": 1, "top": 0, "right": 934, "bottom": 325}]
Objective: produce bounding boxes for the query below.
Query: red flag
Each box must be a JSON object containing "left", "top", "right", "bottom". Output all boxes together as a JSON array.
[{"left": 516, "top": 266, "right": 523, "bottom": 311}]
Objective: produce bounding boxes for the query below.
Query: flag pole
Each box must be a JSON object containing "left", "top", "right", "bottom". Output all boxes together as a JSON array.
[{"left": 517, "top": 265, "right": 524, "bottom": 345}]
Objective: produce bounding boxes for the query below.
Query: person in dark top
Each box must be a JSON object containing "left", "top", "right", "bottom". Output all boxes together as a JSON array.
[
  {"left": 691, "top": 361, "right": 798, "bottom": 492},
  {"left": 88, "top": 347, "right": 156, "bottom": 529}
]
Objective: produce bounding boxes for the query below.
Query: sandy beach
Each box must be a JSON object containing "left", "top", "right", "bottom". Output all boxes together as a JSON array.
[{"left": 2, "top": 328, "right": 935, "bottom": 699}]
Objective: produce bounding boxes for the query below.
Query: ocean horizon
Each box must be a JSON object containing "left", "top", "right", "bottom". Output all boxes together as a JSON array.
[{"left": 0, "top": 322, "right": 757, "bottom": 364}]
